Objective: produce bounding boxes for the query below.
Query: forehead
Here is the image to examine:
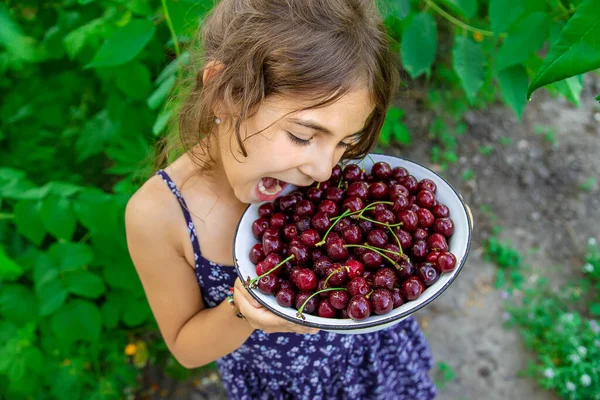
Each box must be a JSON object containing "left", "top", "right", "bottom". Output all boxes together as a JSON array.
[{"left": 262, "top": 89, "right": 375, "bottom": 136}]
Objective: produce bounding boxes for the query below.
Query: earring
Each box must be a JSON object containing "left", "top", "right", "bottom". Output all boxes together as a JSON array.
[{"left": 215, "top": 117, "right": 222, "bottom": 124}]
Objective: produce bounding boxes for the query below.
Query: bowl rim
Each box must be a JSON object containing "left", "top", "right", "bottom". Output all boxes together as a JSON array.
[{"left": 232, "top": 153, "right": 473, "bottom": 330}]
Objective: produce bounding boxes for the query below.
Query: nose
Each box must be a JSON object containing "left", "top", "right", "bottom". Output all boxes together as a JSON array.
[{"left": 299, "top": 147, "right": 337, "bottom": 183}]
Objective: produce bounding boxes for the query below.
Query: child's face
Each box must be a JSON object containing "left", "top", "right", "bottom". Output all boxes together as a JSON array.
[{"left": 217, "top": 88, "right": 374, "bottom": 204}]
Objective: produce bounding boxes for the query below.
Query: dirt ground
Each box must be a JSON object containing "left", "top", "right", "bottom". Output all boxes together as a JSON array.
[
  {"left": 138, "top": 74, "right": 600, "bottom": 400},
  {"left": 401, "top": 73, "right": 600, "bottom": 400}
]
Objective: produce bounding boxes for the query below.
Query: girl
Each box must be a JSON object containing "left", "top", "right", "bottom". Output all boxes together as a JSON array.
[{"left": 125, "top": 0, "right": 437, "bottom": 398}]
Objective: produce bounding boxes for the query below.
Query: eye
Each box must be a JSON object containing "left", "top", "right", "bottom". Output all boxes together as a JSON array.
[
  {"left": 286, "top": 131, "right": 312, "bottom": 146},
  {"left": 338, "top": 142, "right": 352, "bottom": 149}
]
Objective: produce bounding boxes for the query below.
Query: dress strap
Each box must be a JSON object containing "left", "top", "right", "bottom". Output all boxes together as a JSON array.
[{"left": 156, "top": 169, "right": 203, "bottom": 259}]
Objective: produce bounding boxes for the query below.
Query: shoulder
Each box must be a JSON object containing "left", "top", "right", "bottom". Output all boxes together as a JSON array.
[{"left": 125, "top": 172, "right": 184, "bottom": 248}]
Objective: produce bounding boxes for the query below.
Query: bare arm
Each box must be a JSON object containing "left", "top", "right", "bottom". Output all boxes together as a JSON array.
[
  {"left": 125, "top": 182, "right": 318, "bottom": 368},
  {"left": 125, "top": 188, "right": 254, "bottom": 368}
]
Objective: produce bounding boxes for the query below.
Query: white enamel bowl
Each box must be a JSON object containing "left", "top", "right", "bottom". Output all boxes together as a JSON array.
[{"left": 233, "top": 153, "right": 473, "bottom": 334}]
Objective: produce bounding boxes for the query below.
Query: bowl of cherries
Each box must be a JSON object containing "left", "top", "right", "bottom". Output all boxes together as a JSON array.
[{"left": 233, "top": 153, "right": 473, "bottom": 334}]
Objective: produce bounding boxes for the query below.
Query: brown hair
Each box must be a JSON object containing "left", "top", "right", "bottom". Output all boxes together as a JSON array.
[{"left": 157, "top": 0, "right": 400, "bottom": 173}]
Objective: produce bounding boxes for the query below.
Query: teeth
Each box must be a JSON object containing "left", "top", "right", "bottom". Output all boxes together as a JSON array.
[{"left": 258, "top": 179, "right": 282, "bottom": 195}]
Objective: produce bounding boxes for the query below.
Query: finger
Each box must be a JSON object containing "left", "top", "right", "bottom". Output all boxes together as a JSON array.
[
  {"left": 248, "top": 307, "right": 315, "bottom": 334},
  {"left": 235, "top": 280, "right": 262, "bottom": 308}
]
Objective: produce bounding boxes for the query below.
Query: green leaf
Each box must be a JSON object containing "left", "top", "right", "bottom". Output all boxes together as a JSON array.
[
  {"left": 0, "top": 4, "right": 37, "bottom": 62},
  {"left": 51, "top": 299, "right": 102, "bottom": 345},
  {"left": 527, "top": 0, "right": 600, "bottom": 99},
  {"left": 49, "top": 242, "right": 94, "bottom": 272},
  {"left": 40, "top": 194, "right": 76, "bottom": 241},
  {"left": 13, "top": 184, "right": 51, "bottom": 200},
  {"left": 401, "top": 13, "right": 438, "bottom": 78},
  {"left": 382, "top": 0, "right": 411, "bottom": 19},
  {"left": 153, "top": 106, "right": 174, "bottom": 136},
  {"left": 126, "top": 0, "right": 154, "bottom": 16},
  {"left": 14, "top": 200, "right": 46, "bottom": 246},
  {"left": 548, "top": 74, "right": 584, "bottom": 106},
  {"left": 440, "top": 0, "right": 477, "bottom": 19},
  {"left": 496, "top": 13, "right": 549, "bottom": 71},
  {"left": 64, "top": 270, "right": 106, "bottom": 299},
  {"left": 63, "top": 17, "right": 105, "bottom": 60},
  {"left": 497, "top": 65, "right": 529, "bottom": 120},
  {"left": 147, "top": 74, "right": 176, "bottom": 110},
  {"left": 0, "top": 284, "right": 38, "bottom": 325},
  {"left": 122, "top": 296, "right": 151, "bottom": 327},
  {"left": 0, "top": 246, "right": 24, "bottom": 281},
  {"left": 76, "top": 109, "right": 118, "bottom": 162},
  {"left": 86, "top": 19, "right": 156, "bottom": 68},
  {"left": 105, "top": 134, "right": 153, "bottom": 175},
  {"left": 579, "top": 176, "right": 596, "bottom": 191},
  {"left": 495, "top": 269, "right": 505, "bottom": 288},
  {"left": 590, "top": 303, "right": 600, "bottom": 315},
  {"left": 36, "top": 278, "right": 68, "bottom": 316},
  {"left": 115, "top": 62, "right": 152, "bottom": 100},
  {"left": 103, "top": 258, "right": 143, "bottom": 294},
  {"left": 489, "top": 0, "right": 525, "bottom": 35},
  {"left": 392, "top": 123, "right": 411, "bottom": 145},
  {"left": 100, "top": 296, "right": 121, "bottom": 329},
  {"left": 461, "top": 169, "right": 475, "bottom": 181},
  {"left": 155, "top": 51, "right": 190, "bottom": 85},
  {"left": 73, "top": 188, "right": 116, "bottom": 233},
  {"left": 47, "top": 182, "right": 82, "bottom": 198},
  {"left": 452, "top": 36, "right": 485, "bottom": 104}
]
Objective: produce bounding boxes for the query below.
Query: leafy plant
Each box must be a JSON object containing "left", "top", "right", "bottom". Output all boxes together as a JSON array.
[{"left": 503, "top": 239, "right": 600, "bottom": 400}]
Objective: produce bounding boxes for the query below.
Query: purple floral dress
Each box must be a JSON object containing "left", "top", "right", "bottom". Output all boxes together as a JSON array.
[{"left": 157, "top": 169, "right": 437, "bottom": 399}]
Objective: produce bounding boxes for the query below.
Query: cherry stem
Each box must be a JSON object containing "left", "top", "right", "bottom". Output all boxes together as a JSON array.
[
  {"left": 387, "top": 226, "right": 409, "bottom": 261},
  {"left": 355, "top": 214, "right": 403, "bottom": 228},
  {"left": 315, "top": 209, "right": 351, "bottom": 247},
  {"left": 247, "top": 254, "right": 295, "bottom": 288},
  {"left": 344, "top": 244, "right": 399, "bottom": 268},
  {"left": 361, "top": 154, "right": 375, "bottom": 172},
  {"left": 323, "top": 266, "right": 347, "bottom": 289},
  {"left": 365, "top": 289, "right": 374, "bottom": 300},
  {"left": 296, "top": 287, "right": 347, "bottom": 320},
  {"left": 316, "top": 181, "right": 321, "bottom": 189},
  {"left": 331, "top": 201, "right": 394, "bottom": 221}
]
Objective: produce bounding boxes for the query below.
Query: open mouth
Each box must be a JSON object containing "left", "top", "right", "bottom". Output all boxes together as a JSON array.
[{"left": 256, "top": 177, "right": 289, "bottom": 199}]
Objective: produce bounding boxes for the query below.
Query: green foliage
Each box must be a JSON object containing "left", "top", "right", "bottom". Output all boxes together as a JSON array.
[
  {"left": 380, "top": 0, "right": 599, "bottom": 160},
  {"left": 461, "top": 169, "right": 475, "bottom": 181},
  {"left": 434, "top": 361, "right": 457, "bottom": 388},
  {"left": 502, "top": 239, "right": 600, "bottom": 400},
  {"left": 527, "top": 0, "right": 600, "bottom": 99},
  {"left": 0, "top": 0, "right": 214, "bottom": 398},
  {"left": 484, "top": 234, "right": 526, "bottom": 290},
  {"left": 401, "top": 13, "right": 438, "bottom": 78},
  {"left": 579, "top": 177, "right": 597, "bottom": 192},
  {"left": 582, "top": 238, "right": 600, "bottom": 315},
  {"left": 379, "top": 107, "right": 411, "bottom": 146},
  {"left": 534, "top": 124, "right": 558, "bottom": 145},
  {"left": 505, "top": 280, "right": 600, "bottom": 400},
  {"left": 482, "top": 208, "right": 600, "bottom": 399}
]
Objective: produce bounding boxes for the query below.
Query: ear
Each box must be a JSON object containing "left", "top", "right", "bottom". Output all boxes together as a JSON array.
[{"left": 202, "top": 60, "right": 225, "bottom": 85}]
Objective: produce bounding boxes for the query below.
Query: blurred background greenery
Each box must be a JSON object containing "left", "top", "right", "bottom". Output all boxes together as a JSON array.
[{"left": 1, "top": 0, "right": 599, "bottom": 399}]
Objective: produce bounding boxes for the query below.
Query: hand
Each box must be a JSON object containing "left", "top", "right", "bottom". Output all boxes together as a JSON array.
[{"left": 233, "top": 277, "right": 319, "bottom": 335}]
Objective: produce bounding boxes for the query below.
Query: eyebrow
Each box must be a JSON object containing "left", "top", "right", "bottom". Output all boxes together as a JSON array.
[{"left": 288, "top": 118, "right": 364, "bottom": 139}]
